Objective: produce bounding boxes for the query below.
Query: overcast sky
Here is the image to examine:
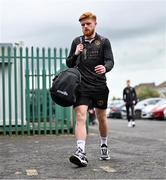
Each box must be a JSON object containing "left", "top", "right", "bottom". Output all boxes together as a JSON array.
[{"left": 0, "top": 0, "right": 166, "bottom": 99}]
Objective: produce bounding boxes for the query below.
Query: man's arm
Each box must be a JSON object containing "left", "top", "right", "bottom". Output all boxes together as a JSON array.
[
  {"left": 103, "top": 38, "right": 114, "bottom": 72},
  {"left": 123, "top": 89, "right": 126, "bottom": 102},
  {"left": 133, "top": 88, "right": 138, "bottom": 104},
  {"left": 66, "top": 40, "right": 78, "bottom": 68}
]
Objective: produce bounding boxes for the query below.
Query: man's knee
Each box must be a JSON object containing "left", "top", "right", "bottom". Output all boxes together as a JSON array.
[
  {"left": 96, "top": 109, "right": 107, "bottom": 122},
  {"left": 75, "top": 105, "right": 88, "bottom": 122}
]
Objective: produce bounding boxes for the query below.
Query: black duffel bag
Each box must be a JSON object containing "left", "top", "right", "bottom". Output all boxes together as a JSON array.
[{"left": 50, "top": 68, "right": 81, "bottom": 107}]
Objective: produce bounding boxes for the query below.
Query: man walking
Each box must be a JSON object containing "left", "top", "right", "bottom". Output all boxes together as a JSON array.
[
  {"left": 123, "top": 80, "right": 137, "bottom": 127},
  {"left": 66, "top": 12, "right": 114, "bottom": 167}
]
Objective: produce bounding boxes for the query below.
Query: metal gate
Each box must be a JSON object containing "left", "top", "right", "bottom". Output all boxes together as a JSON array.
[{"left": 0, "top": 46, "right": 77, "bottom": 135}]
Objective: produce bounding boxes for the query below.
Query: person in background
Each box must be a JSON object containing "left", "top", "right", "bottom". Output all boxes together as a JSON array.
[
  {"left": 123, "top": 80, "right": 137, "bottom": 127},
  {"left": 66, "top": 12, "right": 114, "bottom": 167},
  {"left": 88, "top": 107, "right": 96, "bottom": 125}
]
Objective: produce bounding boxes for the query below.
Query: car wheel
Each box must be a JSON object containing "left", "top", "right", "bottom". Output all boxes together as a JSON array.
[
  {"left": 121, "top": 114, "right": 126, "bottom": 120},
  {"left": 135, "top": 110, "right": 141, "bottom": 119}
]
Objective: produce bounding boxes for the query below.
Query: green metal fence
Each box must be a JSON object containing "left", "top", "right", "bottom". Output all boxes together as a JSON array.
[{"left": 0, "top": 46, "right": 80, "bottom": 135}]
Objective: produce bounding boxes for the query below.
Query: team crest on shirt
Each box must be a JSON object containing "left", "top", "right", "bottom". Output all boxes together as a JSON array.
[{"left": 95, "top": 40, "right": 101, "bottom": 46}]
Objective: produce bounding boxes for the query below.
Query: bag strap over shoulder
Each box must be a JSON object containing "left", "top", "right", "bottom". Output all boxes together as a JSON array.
[
  {"left": 79, "top": 36, "right": 83, "bottom": 44},
  {"left": 75, "top": 36, "right": 83, "bottom": 66}
]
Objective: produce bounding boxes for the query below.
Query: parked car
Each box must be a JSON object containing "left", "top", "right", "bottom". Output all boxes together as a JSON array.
[
  {"left": 120, "top": 98, "right": 163, "bottom": 120},
  {"left": 141, "top": 99, "right": 166, "bottom": 119},
  {"left": 107, "top": 102, "right": 125, "bottom": 119},
  {"left": 151, "top": 103, "right": 166, "bottom": 120},
  {"left": 135, "top": 98, "right": 164, "bottom": 119},
  {"left": 107, "top": 100, "right": 124, "bottom": 117},
  {"left": 107, "top": 100, "right": 124, "bottom": 108},
  {"left": 121, "top": 106, "right": 127, "bottom": 119},
  {"left": 164, "top": 108, "right": 166, "bottom": 120}
]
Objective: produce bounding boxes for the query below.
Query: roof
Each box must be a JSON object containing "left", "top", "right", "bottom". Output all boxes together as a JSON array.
[
  {"left": 0, "top": 43, "right": 13, "bottom": 48},
  {"left": 135, "top": 82, "right": 156, "bottom": 89},
  {"left": 157, "top": 81, "right": 166, "bottom": 88}
]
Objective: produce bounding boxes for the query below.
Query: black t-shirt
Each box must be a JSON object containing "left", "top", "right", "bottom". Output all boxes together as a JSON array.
[{"left": 66, "top": 33, "right": 114, "bottom": 94}]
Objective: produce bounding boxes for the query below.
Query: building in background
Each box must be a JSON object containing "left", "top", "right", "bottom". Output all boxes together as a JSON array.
[
  {"left": 156, "top": 81, "right": 166, "bottom": 97},
  {"left": 0, "top": 43, "right": 26, "bottom": 126},
  {"left": 135, "top": 82, "right": 166, "bottom": 98}
]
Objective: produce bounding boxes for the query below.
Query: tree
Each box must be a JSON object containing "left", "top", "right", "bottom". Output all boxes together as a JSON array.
[
  {"left": 112, "top": 96, "right": 121, "bottom": 100},
  {"left": 136, "top": 87, "right": 160, "bottom": 101}
]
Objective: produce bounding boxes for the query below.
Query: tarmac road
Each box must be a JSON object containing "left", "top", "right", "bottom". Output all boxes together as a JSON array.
[{"left": 0, "top": 119, "right": 166, "bottom": 179}]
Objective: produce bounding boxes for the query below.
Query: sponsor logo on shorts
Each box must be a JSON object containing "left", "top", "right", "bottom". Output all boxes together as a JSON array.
[{"left": 97, "top": 100, "right": 104, "bottom": 106}]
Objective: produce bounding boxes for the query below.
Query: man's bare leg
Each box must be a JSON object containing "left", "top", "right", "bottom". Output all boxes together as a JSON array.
[
  {"left": 95, "top": 108, "right": 108, "bottom": 138},
  {"left": 95, "top": 108, "right": 110, "bottom": 160},
  {"left": 75, "top": 105, "right": 88, "bottom": 142},
  {"left": 69, "top": 105, "right": 89, "bottom": 167}
]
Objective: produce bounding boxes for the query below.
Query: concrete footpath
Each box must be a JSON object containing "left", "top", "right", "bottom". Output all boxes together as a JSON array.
[{"left": 0, "top": 119, "right": 166, "bottom": 179}]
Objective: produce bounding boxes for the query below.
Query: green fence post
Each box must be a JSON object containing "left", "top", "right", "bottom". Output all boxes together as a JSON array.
[
  {"left": 14, "top": 47, "right": 18, "bottom": 135},
  {"left": 7, "top": 47, "right": 12, "bottom": 135},
  {"left": 36, "top": 47, "right": 41, "bottom": 135},
  {"left": 65, "top": 48, "right": 68, "bottom": 58},
  {"left": 31, "top": 47, "right": 35, "bottom": 135},
  {"left": 1, "top": 47, "right": 6, "bottom": 135},
  {"left": 53, "top": 48, "right": 58, "bottom": 134},
  {"left": 48, "top": 48, "right": 53, "bottom": 134},
  {"left": 19, "top": 47, "right": 24, "bottom": 135},
  {"left": 25, "top": 47, "right": 30, "bottom": 135},
  {"left": 42, "top": 48, "right": 47, "bottom": 135}
]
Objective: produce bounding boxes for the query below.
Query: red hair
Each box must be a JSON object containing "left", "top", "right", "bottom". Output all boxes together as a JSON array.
[{"left": 79, "top": 12, "right": 96, "bottom": 22}]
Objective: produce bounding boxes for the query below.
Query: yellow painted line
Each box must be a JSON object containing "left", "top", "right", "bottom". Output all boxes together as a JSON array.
[
  {"left": 15, "top": 171, "right": 22, "bottom": 175},
  {"left": 26, "top": 169, "right": 38, "bottom": 176},
  {"left": 100, "top": 165, "right": 117, "bottom": 173}
]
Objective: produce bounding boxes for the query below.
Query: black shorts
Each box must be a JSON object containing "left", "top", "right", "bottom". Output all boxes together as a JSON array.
[{"left": 73, "top": 87, "right": 109, "bottom": 109}]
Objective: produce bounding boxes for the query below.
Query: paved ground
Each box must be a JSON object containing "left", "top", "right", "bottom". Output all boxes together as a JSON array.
[{"left": 0, "top": 119, "right": 166, "bottom": 179}]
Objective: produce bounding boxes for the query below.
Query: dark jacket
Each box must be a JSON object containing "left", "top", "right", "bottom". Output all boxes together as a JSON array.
[
  {"left": 123, "top": 86, "right": 137, "bottom": 105},
  {"left": 66, "top": 33, "right": 114, "bottom": 94}
]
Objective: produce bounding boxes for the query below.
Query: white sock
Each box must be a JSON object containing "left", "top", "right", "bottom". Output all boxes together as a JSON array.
[
  {"left": 77, "top": 140, "right": 85, "bottom": 153},
  {"left": 100, "top": 136, "right": 108, "bottom": 146}
]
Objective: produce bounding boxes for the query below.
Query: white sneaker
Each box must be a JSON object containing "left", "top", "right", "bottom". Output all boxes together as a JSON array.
[
  {"left": 69, "top": 147, "right": 88, "bottom": 167},
  {"left": 100, "top": 144, "right": 110, "bottom": 160},
  {"left": 128, "top": 121, "right": 132, "bottom": 127},
  {"left": 132, "top": 121, "right": 135, "bottom": 127}
]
